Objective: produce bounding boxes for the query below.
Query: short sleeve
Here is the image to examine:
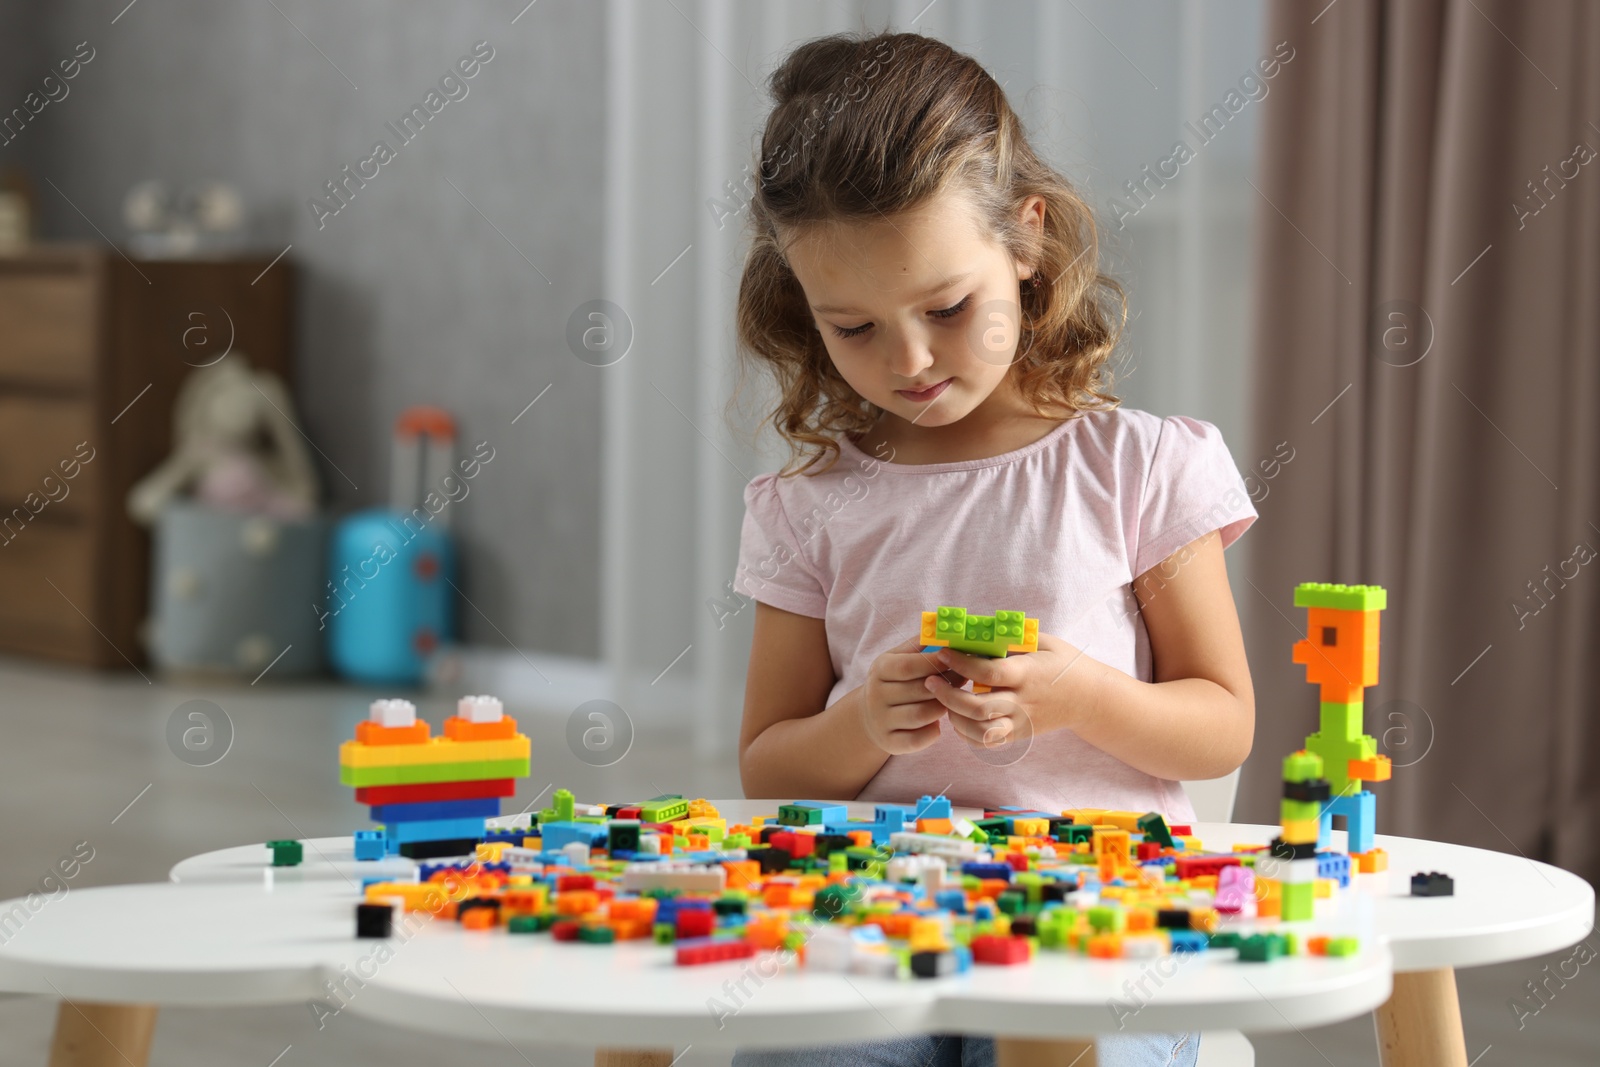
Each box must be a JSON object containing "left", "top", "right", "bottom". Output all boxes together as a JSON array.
[
  {"left": 1132, "top": 415, "right": 1258, "bottom": 579},
  {"left": 732, "top": 473, "right": 828, "bottom": 618}
]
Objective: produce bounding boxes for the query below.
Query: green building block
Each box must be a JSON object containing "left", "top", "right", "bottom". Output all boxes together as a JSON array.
[
  {"left": 1014, "top": 872, "right": 1044, "bottom": 904},
  {"left": 507, "top": 914, "right": 544, "bottom": 934},
  {"left": 640, "top": 797, "right": 688, "bottom": 822},
  {"left": 578, "top": 925, "right": 615, "bottom": 944},
  {"left": 267, "top": 840, "right": 302, "bottom": 867},
  {"left": 1087, "top": 905, "right": 1123, "bottom": 934},
  {"left": 1238, "top": 933, "right": 1286, "bottom": 962},
  {"left": 1282, "top": 749, "right": 1324, "bottom": 783},
  {"left": 1305, "top": 727, "right": 1378, "bottom": 797},
  {"left": 1056, "top": 824, "right": 1094, "bottom": 845},
  {"left": 1325, "top": 936, "right": 1360, "bottom": 957},
  {"left": 997, "top": 890, "right": 1026, "bottom": 915},
  {"left": 340, "top": 757, "right": 531, "bottom": 788},
  {"left": 925, "top": 605, "right": 1036, "bottom": 658},
  {"left": 608, "top": 822, "right": 641, "bottom": 853},
  {"left": 553, "top": 788, "right": 575, "bottom": 821},
  {"left": 1136, "top": 813, "right": 1174, "bottom": 849},
  {"left": 1281, "top": 881, "right": 1315, "bottom": 922},
  {"left": 1317, "top": 702, "right": 1365, "bottom": 742},
  {"left": 653, "top": 922, "right": 675, "bottom": 944},
  {"left": 1294, "top": 583, "right": 1387, "bottom": 612},
  {"left": 1280, "top": 798, "right": 1322, "bottom": 823},
  {"left": 777, "top": 804, "right": 823, "bottom": 826},
  {"left": 1207, "top": 931, "right": 1243, "bottom": 950}
]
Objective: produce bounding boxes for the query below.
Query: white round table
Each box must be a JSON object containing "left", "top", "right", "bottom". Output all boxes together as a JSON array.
[{"left": 3, "top": 802, "right": 1590, "bottom": 1067}]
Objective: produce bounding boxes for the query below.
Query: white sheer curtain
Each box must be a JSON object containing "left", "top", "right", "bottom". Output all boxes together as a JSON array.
[{"left": 600, "top": 0, "right": 1266, "bottom": 755}]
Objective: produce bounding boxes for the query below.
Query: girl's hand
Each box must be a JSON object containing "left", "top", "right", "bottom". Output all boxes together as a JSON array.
[
  {"left": 860, "top": 637, "right": 957, "bottom": 755},
  {"left": 922, "top": 632, "right": 1097, "bottom": 746}
]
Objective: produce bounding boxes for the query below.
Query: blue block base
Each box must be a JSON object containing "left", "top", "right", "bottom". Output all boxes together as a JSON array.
[
  {"left": 369, "top": 797, "right": 502, "bottom": 824},
  {"left": 382, "top": 816, "right": 487, "bottom": 845},
  {"left": 1318, "top": 791, "right": 1377, "bottom": 854}
]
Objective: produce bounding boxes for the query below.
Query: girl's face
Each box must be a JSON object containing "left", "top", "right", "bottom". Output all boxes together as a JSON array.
[{"left": 785, "top": 188, "right": 1041, "bottom": 430}]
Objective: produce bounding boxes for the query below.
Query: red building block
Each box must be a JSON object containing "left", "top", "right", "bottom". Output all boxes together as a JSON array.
[
  {"left": 557, "top": 874, "right": 596, "bottom": 892},
  {"left": 971, "top": 935, "right": 1031, "bottom": 965},
  {"left": 551, "top": 920, "right": 581, "bottom": 941},
  {"left": 1004, "top": 853, "right": 1030, "bottom": 872},
  {"left": 676, "top": 939, "right": 757, "bottom": 966},
  {"left": 676, "top": 909, "right": 715, "bottom": 938},
  {"left": 769, "top": 830, "right": 816, "bottom": 858},
  {"left": 1174, "top": 855, "right": 1242, "bottom": 880},
  {"left": 354, "top": 778, "right": 516, "bottom": 805}
]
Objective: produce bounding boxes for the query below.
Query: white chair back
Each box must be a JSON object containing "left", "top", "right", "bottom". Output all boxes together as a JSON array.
[{"left": 1181, "top": 766, "right": 1242, "bottom": 823}]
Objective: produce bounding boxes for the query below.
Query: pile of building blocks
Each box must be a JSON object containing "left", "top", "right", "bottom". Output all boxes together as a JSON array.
[
  {"left": 350, "top": 783, "right": 1373, "bottom": 976},
  {"left": 335, "top": 584, "right": 1458, "bottom": 976},
  {"left": 340, "top": 696, "right": 531, "bottom": 859}
]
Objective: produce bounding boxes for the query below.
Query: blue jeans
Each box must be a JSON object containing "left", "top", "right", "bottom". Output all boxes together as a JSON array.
[{"left": 732, "top": 1031, "right": 1199, "bottom": 1067}]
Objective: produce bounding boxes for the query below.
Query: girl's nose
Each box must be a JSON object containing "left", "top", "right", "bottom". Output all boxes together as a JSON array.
[{"left": 887, "top": 329, "right": 935, "bottom": 379}]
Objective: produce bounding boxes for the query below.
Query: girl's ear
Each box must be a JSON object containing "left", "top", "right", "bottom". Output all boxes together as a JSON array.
[{"left": 1015, "top": 195, "right": 1047, "bottom": 280}]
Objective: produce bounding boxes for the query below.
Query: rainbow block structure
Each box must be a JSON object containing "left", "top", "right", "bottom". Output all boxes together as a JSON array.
[
  {"left": 341, "top": 695, "right": 530, "bottom": 857},
  {"left": 1292, "top": 582, "right": 1389, "bottom": 869}
]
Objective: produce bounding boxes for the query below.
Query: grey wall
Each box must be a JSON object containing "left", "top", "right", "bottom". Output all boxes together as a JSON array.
[{"left": 12, "top": 0, "right": 606, "bottom": 657}]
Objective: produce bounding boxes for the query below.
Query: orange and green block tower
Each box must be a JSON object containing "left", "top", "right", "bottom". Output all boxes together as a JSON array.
[
  {"left": 920, "top": 606, "right": 1039, "bottom": 694},
  {"left": 1291, "top": 582, "right": 1390, "bottom": 873}
]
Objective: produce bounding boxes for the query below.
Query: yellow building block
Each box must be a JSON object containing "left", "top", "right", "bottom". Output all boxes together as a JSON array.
[
  {"left": 339, "top": 735, "right": 532, "bottom": 768},
  {"left": 1096, "top": 811, "right": 1150, "bottom": 833},
  {"left": 1281, "top": 818, "right": 1320, "bottom": 844},
  {"left": 1063, "top": 808, "right": 1107, "bottom": 826},
  {"left": 1011, "top": 817, "right": 1049, "bottom": 838}
]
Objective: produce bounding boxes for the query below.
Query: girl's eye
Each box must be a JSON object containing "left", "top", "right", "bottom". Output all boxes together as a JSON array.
[{"left": 828, "top": 295, "right": 969, "bottom": 339}]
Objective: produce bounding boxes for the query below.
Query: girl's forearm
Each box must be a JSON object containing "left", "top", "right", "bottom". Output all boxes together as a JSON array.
[
  {"left": 740, "top": 686, "right": 892, "bottom": 800},
  {"left": 1058, "top": 658, "right": 1253, "bottom": 782}
]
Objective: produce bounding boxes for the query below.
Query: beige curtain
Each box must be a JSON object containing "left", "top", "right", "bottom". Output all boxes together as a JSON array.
[{"left": 1242, "top": 0, "right": 1600, "bottom": 882}]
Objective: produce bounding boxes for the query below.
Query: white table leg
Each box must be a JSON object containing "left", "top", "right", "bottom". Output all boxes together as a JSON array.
[
  {"left": 594, "top": 1050, "right": 674, "bottom": 1067},
  {"left": 995, "top": 1037, "right": 1099, "bottom": 1066},
  {"left": 48, "top": 1002, "right": 158, "bottom": 1067},
  {"left": 1374, "top": 968, "right": 1468, "bottom": 1067}
]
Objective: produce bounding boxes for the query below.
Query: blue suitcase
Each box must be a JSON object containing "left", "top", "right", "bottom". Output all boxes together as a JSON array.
[{"left": 325, "top": 408, "right": 457, "bottom": 684}]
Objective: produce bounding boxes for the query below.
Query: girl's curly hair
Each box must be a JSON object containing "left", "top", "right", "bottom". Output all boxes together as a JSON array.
[{"left": 734, "top": 31, "right": 1125, "bottom": 476}]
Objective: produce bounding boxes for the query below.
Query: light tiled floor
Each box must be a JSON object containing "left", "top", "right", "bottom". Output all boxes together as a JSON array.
[{"left": 0, "top": 657, "right": 1594, "bottom": 1066}]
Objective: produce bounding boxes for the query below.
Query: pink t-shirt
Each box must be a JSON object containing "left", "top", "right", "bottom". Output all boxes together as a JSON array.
[{"left": 732, "top": 407, "right": 1257, "bottom": 821}]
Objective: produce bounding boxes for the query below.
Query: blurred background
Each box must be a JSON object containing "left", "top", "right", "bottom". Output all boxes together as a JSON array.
[{"left": 0, "top": 1, "right": 1594, "bottom": 1064}]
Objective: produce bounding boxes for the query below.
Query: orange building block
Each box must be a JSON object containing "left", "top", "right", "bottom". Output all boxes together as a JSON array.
[
  {"left": 1349, "top": 755, "right": 1392, "bottom": 782},
  {"left": 1353, "top": 848, "right": 1388, "bottom": 872},
  {"left": 355, "top": 720, "right": 431, "bottom": 746},
  {"left": 1292, "top": 606, "right": 1381, "bottom": 704},
  {"left": 443, "top": 715, "right": 519, "bottom": 741}
]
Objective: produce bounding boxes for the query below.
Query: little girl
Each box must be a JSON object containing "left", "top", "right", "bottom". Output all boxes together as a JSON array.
[{"left": 729, "top": 31, "right": 1256, "bottom": 1067}]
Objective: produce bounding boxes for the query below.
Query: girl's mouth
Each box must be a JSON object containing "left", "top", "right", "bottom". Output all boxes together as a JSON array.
[{"left": 896, "top": 378, "right": 951, "bottom": 403}]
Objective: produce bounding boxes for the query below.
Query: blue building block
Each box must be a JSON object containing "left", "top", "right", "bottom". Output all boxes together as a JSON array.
[
  {"left": 537, "top": 821, "right": 610, "bottom": 851},
  {"left": 913, "top": 794, "right": 952, "bottom": 820},
  {"left": 1169, "top": 930, "right": 1210, "bottom": 953},
  {"left": 1316, "top": 850, "right": 1352, "bottom": 888},
  {"left": 1317, "top": 790, "right": 1377, "bottom": 854},
  {"left": 935, "top": 889, "right": 968, "bottom": 914},
  {"left": 369, "top": 797, "right": 502, "bottom": 824},
  {"left": 962, "top": 862, "right": 1014, "bottom": 882},
  {"left": 353, "top": 829, "right": 386, "bottom": 861},
  {"left": 784, "top": 801, "right": 849, "bottom": 826},
  {"left": 824, "top": 807, "right": 906, "bottom": 845},
  {"left": 381, "top": 815, "right": 487, "bottom": 845}
]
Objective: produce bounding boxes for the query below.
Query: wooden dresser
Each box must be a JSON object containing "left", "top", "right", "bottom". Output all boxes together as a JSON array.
[{"left": 0, "top": 244, "right": 295, "bottom": 669}]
